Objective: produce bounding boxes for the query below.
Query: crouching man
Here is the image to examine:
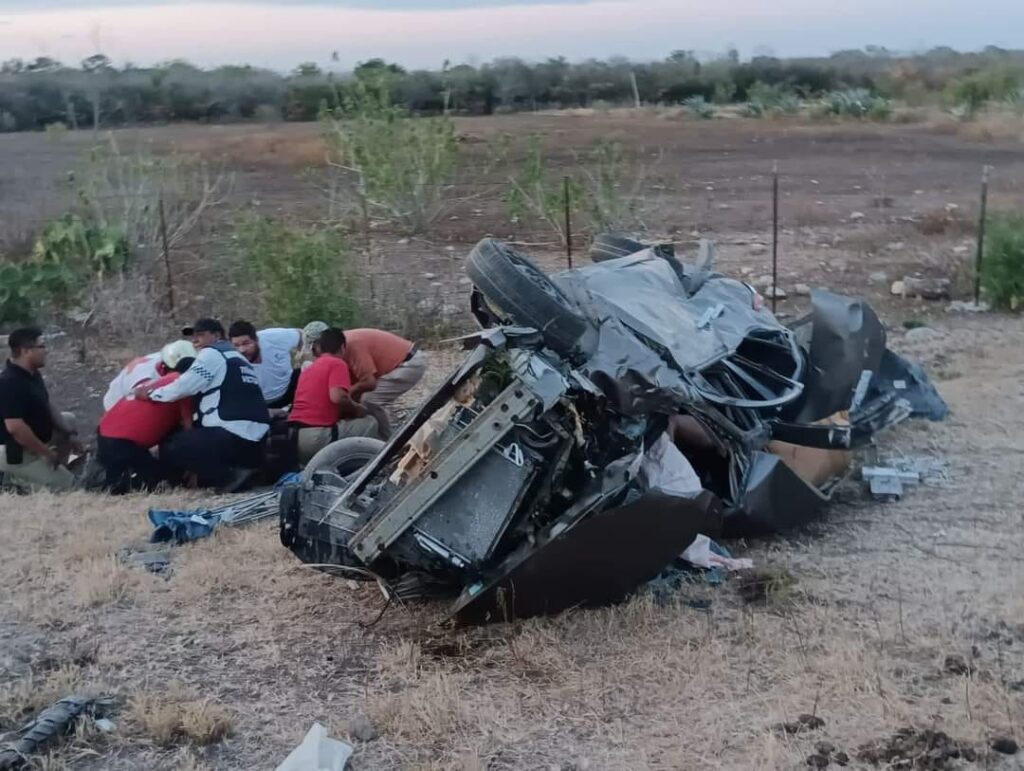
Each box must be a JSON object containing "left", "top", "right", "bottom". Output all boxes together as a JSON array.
[
  {"left": 288, "top": 328, "right": 379, "bottom": 466},
  {"left": 135, "top": 318, "right": 270, "bottom": 491},
  {"left": 0, "top": 327, "right": 83, "bottom": 492},
  {"left": 96, "top": 356, "right": 195, "bottom": 493}
]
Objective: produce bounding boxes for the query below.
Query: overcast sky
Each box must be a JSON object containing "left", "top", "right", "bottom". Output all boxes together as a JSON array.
[{"left": 0, "top": 0, "right": 1020, "bottom": 71}]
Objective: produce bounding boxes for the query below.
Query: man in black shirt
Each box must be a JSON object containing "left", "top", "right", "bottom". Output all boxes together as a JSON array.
[{"left": 0, "top": 327, "right": 82, "bottom": 492}]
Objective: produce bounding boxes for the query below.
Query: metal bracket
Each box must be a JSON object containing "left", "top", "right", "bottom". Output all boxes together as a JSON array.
[{"left": 349, "top": 380, "right": 542, "bottom": 563}]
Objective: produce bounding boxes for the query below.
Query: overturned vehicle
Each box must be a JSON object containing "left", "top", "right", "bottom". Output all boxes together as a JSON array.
[{"left": 280, "top": 235, "right": 947, "bottom": 622}]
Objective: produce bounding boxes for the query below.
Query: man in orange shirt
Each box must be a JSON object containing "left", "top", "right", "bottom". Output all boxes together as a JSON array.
[{"left": 343, "top": 328, "right": 428, "bottom": 416}]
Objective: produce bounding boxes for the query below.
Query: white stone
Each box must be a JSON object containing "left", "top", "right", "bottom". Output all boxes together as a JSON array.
[
  {"left": 890, "top": 280, "right": 906, "bottom": 296},
  {"left": 767, "top": 286, "right": 788, "bottom": 299},
  {"left": 905, "top": 326, "right": 941, "bottom": 344},
  {"left": 868, "top": 271, "right": 888, "bottom": 284},
  {"left": 886, "top": 242, "right": 906, "bottom": 252},
  {"left": 795, "top": 284, "right": 811, "bottom": 296},
  {"left": 849, "top": 212, "right": 866, "bottom": 222},
  {"left": 752, "top": 274, "right": 774, "bottom": 289}
]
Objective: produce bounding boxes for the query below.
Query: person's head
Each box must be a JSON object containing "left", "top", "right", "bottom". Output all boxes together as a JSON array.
[
  {"left": 172, "top": 356, "right": 195, "bottom": 374},
  {"left": 314, "top": 327, "right": 346, "bottom": 358},
  {"left": 161, "top": 340, "right": 197, "bottom": 373},
  {"left": 7, "top": 327, "right": 47, "bottom": 370},
  {"left": 181, "top": 318, "right": 225, "bottom": 350},
  {"left": 228, "top": 320, "right": 259, "bottom": 361}
]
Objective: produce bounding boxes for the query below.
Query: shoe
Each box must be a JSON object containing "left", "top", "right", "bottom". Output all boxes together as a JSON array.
[{"left": 217, "top": 467, "right": 257, "bottom": 494}]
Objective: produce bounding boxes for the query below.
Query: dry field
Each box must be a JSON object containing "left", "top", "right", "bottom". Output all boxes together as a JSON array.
[{"left": 2, "top": 112, "right": 1024, "bottom": 769}]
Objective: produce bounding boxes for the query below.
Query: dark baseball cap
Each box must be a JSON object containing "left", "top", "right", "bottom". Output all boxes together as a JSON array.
[{"left": 181, "top": 318, "right": 225, "bottom": 337}]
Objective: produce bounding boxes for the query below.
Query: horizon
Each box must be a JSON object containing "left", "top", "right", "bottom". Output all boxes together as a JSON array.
[{"left": 1, "top": 0, "right": 1021, "bottom": 73}]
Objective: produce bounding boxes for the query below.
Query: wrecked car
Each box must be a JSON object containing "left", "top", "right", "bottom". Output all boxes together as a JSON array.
[{"left": 279, "top": 234, "right": 946, "bottom": 622}]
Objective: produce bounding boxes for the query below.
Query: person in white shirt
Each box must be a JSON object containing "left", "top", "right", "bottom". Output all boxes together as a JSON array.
[
  {"left": 227, "top": 320, "right": 303, "bottom": 408},
  {"left": 101, "top": 340, "right": 196, "bottom": 411},
  {"left": 134, "top": 318, "right": 270, "bottom": 491}
]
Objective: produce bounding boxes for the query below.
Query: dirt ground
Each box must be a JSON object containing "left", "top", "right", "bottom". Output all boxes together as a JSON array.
[{"left": 2, "top": 113, "right": 1024, "bottom": 769}]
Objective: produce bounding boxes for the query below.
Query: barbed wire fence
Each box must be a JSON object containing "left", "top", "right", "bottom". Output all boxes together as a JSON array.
[{"left": 1, "top": 150, "right": 1011, "bottom": 349}]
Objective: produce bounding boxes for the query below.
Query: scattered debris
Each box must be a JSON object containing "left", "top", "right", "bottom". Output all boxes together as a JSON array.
[
  {"left": 857, "top": 727, "right": 976, "bottom": 769},
  {"left": 946, "top": 300, "right": 990, "bottom": 313},
  {"left": 991, "top": 737, "right": 1019, "bottom": 755},
  {"left": 0, "top": 696, "right": 117, "bottom": 771},
  {"left": 902, "top": 276, "right": 951, "bottom": 300},
  {"left": 736, "top": 567, "right": 797, "bottom": 605},
  {"left": 807, "top": 743, "right": 849, "bottom": 768},
  {"left": 943, "top": 654, "right": 973, "bottom": 676},
  {"left": 275, "top": 723, "right": 352, "bottom": 771},
  {"left": 776, "top": 713, "right": 826, "bottom": 735}
]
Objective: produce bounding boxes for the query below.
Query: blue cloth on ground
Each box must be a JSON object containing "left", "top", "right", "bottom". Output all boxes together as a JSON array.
[{"left": 149, "top": 509, "right": 219, "bottom": 544}]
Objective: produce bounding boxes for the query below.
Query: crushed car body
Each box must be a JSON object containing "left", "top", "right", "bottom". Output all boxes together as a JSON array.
[{"left": 279, "top": 234, "right": 947, "bottom": 622}]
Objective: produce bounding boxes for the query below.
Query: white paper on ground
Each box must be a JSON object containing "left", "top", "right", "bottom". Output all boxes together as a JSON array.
[
  {"left": 275, "top": 722, "right": 353, "bottom": 771},
  {"left": 680, "top": 534, "right": 754, "bottom": 572}
]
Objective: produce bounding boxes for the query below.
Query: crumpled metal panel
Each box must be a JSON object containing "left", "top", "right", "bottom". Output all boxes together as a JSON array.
[
  {"left": 722, "top": 451, "right": 831, "bottom": 538},
  {"left": 868, "top": 349, "right": 949, "bottom": 421},
  {"left": 451, "top": 490, "right": 724, "bottom": 624},
  {"left": 553, "top": 251, "right": 783, "bottom": 372},
  {"left": 794, "top": 290, "right": 886, "bottom": 422}
]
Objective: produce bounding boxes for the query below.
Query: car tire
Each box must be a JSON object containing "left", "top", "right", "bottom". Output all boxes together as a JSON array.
[
  {"left": 301, "top": 436, "right": 385, "bottom": 485},
  {"left": 590, "top": 233, "right": 675, "bottom": 263},
  {"left": 465, "top": 237, "right": 594, "bottom": 359}
]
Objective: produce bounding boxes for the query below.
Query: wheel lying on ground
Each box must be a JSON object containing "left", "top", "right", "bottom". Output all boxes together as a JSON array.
[
  {"left": 465, "top": 237, "right": 595, "bottom": 359},
  {"left": 301, "top": 436, "right": 386, "bottom": 485},
  {"left": 590, "top": 232, "right": 675, "bottom": 263}
]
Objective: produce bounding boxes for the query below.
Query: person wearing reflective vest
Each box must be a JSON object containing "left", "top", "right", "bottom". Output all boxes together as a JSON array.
[{"left": 134, "top": 318, "right": 270, "bottom": 490}]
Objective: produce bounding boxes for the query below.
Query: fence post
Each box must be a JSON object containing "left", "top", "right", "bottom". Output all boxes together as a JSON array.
[
  {"left": 771, "top": 161, "right": 779, "bottom": 314},
  {"left": 974, "top": 165, "right": 991, "bottom": 306},
  {"left": 158, "top": 195, "right": 175, "bottom": 313},
  {"left": 563, "top": 175, "right": 573, "bottom": 269}
]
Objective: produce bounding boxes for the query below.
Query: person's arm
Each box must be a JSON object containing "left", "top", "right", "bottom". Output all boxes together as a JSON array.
[
  {"left": 329, "top": 387, "right": 367, "bottom": 419},
  {"left": 344, "top": 342, "right": 377, "bottom": 402},
  {"left": 138, "top": 350, "right": 223, "bottom": 402},
  {"left": 48, "top": 403, "right": 83, "bottom": 453},
  {"left": 178, "top": 399, "right": 194, "bottom": 430},
  {"left": 3, "top": 419, "right": 58, "bottom": 466}
]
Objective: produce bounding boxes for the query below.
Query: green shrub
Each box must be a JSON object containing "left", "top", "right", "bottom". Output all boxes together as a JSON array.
[
  {"left": 944, "top": 67, "right": 1022, "bottom": 118},
  {"left": 235, "top": 217, "right": 358, "bottom": 326},
  {"left": 821, "top": 89, "right": 891, "bottom": 119},
  {"left": 982, "top": 212, "right": 1024, "bottom": 311},
  {"left": 322, "top": 79, "right": 458, "bottom": 234},
  {"left": 682, "top": 95, "right": 714, "bottom": 119},
  {"left": 504, "top": 136, "right": 583, "bottom": 245},
  {"left": 0, "top": 260, "right": 76, "bottom": 324},
  {"left": 32, "top": 214, "right": 129, "bottom": 279}
]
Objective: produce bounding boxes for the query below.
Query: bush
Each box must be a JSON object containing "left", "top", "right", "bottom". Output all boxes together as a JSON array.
[
  {"left": 322, "top": 79, "right": 458, "bottom": 234},
  {"left": 821, "top": 89, "right": 891, "bottom": 119},
  {"left": 0, "top": 260, "right": 75, "bottom": 323},
  {"left": 235, "top": 217, "right": 358, "bottom": 326},
  {"left": 504, "top": 136, "right": 582, "bottom": 245},
  {"left": 982, "top": 212, "right": 1024, "bottom": 310},
  {"left": 682, "top": 95, "right": 715, "bottom": 119}
]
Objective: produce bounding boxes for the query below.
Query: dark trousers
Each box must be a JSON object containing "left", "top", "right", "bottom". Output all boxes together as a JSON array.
[
  {"left": 96, "top": 434, "right": 167, "bottom": 494},
  {"left": 266, "top": 369, "right": 301, "bottom": 410},
  {"left": 160, "top": 427, "right": 265, "bottom": 489}
]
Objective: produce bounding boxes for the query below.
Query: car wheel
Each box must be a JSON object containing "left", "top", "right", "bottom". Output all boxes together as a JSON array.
[
  {"left": 301, "top": 436, "right": 385, "bottom": 485},
  {"left": 465, "top": 237, "right": 595, "bottom": 359}
]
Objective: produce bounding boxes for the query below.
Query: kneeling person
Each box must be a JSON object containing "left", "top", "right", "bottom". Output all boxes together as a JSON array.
[
  {"left": 288, "top": 328, "right": 379, "bottom": 466},
  {"left": 97, "top": 358, "right": 195, "bottom": 493}
]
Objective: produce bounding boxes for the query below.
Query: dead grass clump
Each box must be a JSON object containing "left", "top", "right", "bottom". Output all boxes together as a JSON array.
[
  {"left": 68, "top": 557, "right": 140, "bottom": 608},
  {"left": 127, "top": 687, "right": 233, "bottom": 747},
  {"left": 915, "top": 206, "right": 974, "bottom": 236},
  {"left": 366, "top": 670, "right": 474, "bottom": 742},
  {"left": 0, "top": 664, "right": 82, "bottom": 730}
]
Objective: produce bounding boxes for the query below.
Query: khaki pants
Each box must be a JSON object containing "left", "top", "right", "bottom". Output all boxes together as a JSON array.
[
  {"left": 363, "top": 350, "right": 428, "bottom": 413},
  {"left": 0, "top": 446, "right": 75, "bottom": 492},
  {"left": 295, "top": 415, "right": 380, "bottom": 467},
  {"left": 0, "top": 412, "right": 78, "bottom": 493}
]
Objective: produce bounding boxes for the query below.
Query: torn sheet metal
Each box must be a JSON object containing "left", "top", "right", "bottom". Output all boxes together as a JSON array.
[
  {"left": 867, "top": 349, "right": 949, "bottom": 421},
  {"left": 452, "top": 490, "right": 723, "bottom": 624},
  {"left": 723, "top": 451, "right": 833, "bottom": 537}
]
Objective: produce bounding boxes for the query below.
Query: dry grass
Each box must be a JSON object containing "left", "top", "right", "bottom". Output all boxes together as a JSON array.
[
  {"left": 127, "top": 685, "right": 233, "bottom": 747},
  {"left": 163, "top": 127, "right": 329, "bottom": 170},
  {"left": 1, "top": 324, "right": 1024, "bottom": 768}
]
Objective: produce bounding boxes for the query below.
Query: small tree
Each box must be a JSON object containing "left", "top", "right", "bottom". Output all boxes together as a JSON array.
[{"left": 322, "top": 78, "right": 458, "bottom": 234}]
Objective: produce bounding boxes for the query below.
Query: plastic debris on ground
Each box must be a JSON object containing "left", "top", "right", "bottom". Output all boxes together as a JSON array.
[
  {"left": 863, "top": 453, "right": 949, "bottom": 501},
  {"left": 646, "top": 534, "right": 754, "bottom": 604},
  {"left": 149, "top": 473, "right": 300, "bottom": 544},
  {"left": 275, "top": 722, "right": 353, "bottom": 771}
]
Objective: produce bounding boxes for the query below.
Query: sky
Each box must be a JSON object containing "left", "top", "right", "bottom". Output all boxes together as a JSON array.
[{"left": 0, "top": 0, "right": 1020, "bottom": 72}]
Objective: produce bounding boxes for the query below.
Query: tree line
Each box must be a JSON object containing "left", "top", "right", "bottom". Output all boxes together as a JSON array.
[{"left": 2, "top": 46, "right": 1023, "bottom": 132}]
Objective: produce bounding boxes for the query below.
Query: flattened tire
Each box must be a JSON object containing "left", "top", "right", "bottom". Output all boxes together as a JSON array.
[
  {"left": 301, "top": 437, "right": 385, "bottom": 484},
  {"left": 466, "top": 238, "right": 594, "bottom": 358},
  {"left": 590, "top": 232, "right": 676, "bottom": 263}
]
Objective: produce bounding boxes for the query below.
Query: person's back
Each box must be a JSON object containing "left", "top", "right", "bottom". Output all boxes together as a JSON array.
[
  {"left": 103, "top": 352, "right": 161, "bottom": 411},
  {"left": 99, "top": 373, "right": 190, "bottom": 449},
  {"left": 343, "top": 329, "right": 413, "bottom": 381},
  {"left": 289, "top": 354, "right": 352, "bottom": 428}
]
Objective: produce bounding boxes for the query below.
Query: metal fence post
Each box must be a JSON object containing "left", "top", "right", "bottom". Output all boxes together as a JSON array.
[
  {"left": 974, "top": 165, "right": 992, "bottom": 306},
  {"left": 158, "top": 195, "right": 175, "bottom": 313},
  {"left": 563, "top": 175, "right": 573, "bottom": 269},
  {"left": 771, "top": 161, "right": 779, "bottom": 314}
]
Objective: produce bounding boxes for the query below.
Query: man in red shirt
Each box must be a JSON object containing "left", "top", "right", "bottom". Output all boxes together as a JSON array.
[
  {"left": 288, "top": 328, "right": 379, "bottom": 466},
  {"left": 97, "top": 358, "right": 195, "bottom": 493}
]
